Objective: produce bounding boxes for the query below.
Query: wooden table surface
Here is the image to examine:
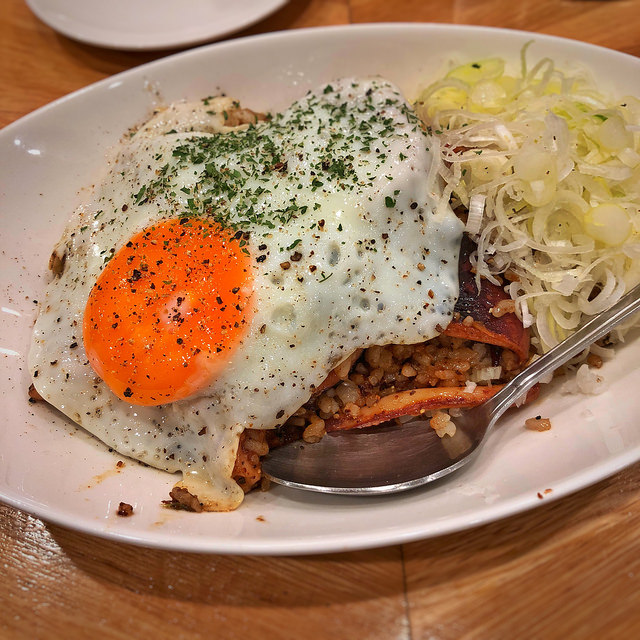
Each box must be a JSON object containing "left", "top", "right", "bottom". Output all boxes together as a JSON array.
[{"left": 2, "top": 1, "right": 639, "bottom": 638}]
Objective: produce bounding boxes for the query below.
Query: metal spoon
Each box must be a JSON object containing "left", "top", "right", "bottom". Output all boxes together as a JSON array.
[{"left": 262, "top": 283, "right": 640, "bottom": 495}]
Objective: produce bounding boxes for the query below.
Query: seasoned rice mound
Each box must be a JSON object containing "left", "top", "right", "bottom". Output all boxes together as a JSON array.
[{"left": 281, "top": 335, "right": 525, "bottom": 438}]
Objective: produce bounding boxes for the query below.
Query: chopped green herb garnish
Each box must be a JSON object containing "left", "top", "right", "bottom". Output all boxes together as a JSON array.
[{"left": 133, "top": 185, "right": 147, "bottom": 205}]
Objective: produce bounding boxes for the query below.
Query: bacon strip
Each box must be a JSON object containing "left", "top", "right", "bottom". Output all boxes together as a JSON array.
[
  {"left": 443, "top": 235, "right": 529, "bottom": 362},
  {"left": 325, "top": 385, "right": 502, "bottom": 432}
]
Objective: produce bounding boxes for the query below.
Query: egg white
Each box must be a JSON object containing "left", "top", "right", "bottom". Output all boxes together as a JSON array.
[{"left": 29, "top": 78, "right": 463, "bottom": 510}]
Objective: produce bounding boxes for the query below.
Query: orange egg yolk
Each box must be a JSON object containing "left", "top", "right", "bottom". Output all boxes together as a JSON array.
[{"left": 83, "top": 218, "right": 253, "bottom": 406}]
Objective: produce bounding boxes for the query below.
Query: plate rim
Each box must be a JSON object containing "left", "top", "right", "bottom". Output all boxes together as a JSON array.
[
  {"left": 1, "top": 445, "right": 638, "bottom": 555},
  {"left": 4, "top": 22, "right": 639, "bottom": 132}
]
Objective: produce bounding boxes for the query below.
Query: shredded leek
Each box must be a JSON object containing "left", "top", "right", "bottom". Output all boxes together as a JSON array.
[{"left": 415, "top": 46, "right": 640, "bottom": 352}]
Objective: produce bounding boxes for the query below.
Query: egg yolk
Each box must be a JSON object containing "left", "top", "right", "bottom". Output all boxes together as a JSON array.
[{"left": 83, "top": 217, "right": 253, "bottom": 406}]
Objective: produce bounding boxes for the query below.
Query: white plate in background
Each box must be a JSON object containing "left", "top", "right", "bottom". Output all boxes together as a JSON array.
[
  {"left": 1, "top": 24, "right": 639, "bottom": 554},
  {"left": 26, "top": 0, "right": 288, "bottom": 50}
]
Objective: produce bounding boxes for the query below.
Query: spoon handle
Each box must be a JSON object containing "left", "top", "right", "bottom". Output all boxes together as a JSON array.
[{"left": 487, "top": 283, "right": 640, "bottom": 424}]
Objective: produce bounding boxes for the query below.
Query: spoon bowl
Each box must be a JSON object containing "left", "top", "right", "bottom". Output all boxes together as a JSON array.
[{"left": 262, "top": 283, "right": 640, "bottom": 494}]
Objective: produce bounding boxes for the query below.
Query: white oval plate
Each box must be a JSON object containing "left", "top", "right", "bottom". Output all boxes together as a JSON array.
[
  {"left": 1, "top": 24, "right": 639, "bottom": 555},
  {"left": 26, "top": 0, "right": 288, "bottom": 50}
]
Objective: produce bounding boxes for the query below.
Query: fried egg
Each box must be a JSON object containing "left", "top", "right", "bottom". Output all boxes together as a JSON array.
[{"left": 29, "top": 78, "right": 463, "bottom": 510}]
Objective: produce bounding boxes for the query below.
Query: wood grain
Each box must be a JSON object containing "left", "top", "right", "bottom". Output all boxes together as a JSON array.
[
  {"left": 350, "top": 0, "right": 640, "bottom": 56},
  {"left": 1, "top": 507, "right": 407, "bottom": 640},
  {"left": 2, "top": 0, "right": 640, "bottom": 638},
  {"left": 404, "top": 463, "right": 640, "bottom": 639}
]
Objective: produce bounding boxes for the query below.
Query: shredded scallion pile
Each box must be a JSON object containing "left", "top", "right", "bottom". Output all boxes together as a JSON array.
[{"left": 415, "top": 45, "right": 640, "bottom": 354}]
